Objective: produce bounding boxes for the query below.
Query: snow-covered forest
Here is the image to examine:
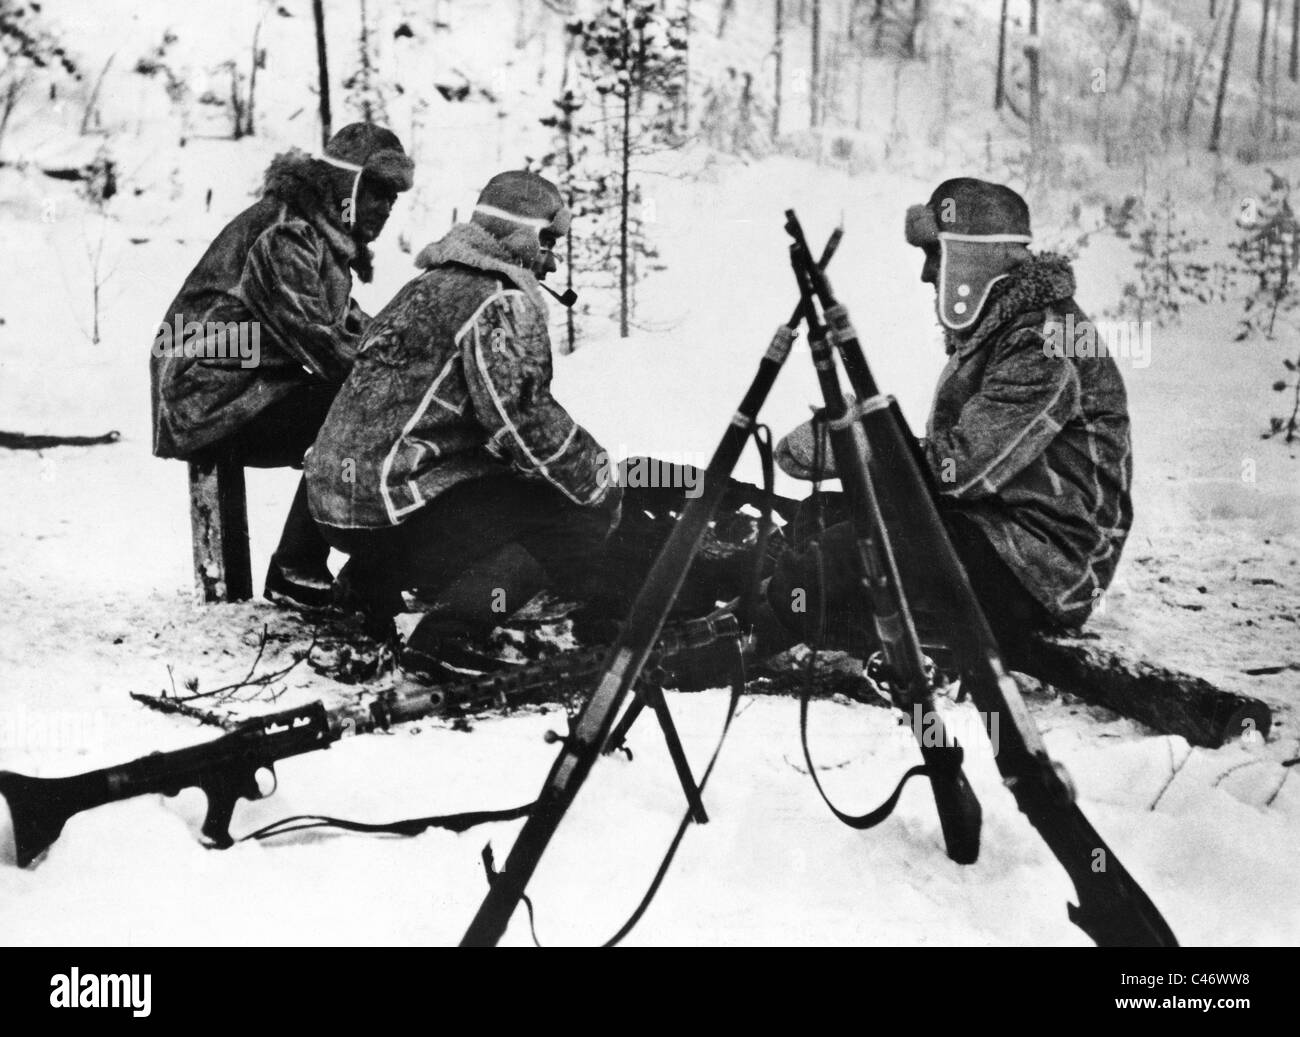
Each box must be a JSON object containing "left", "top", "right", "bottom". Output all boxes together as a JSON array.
[{"left": 0, "top": 0, "right": 1297, "bottom": 948}]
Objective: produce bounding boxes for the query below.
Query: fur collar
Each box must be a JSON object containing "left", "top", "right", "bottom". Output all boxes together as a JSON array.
[
  {"left": 262, "top": 149, "right": 374, "bottom": 283},
  {"left": 414, "top": 222, "right": 547, "bottom": 311},
  {"left": 946, "top": 252, "right": 1075, "bottom": 356}
]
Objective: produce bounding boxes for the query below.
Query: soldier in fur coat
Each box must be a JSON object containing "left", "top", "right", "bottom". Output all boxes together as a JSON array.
[
  {"left": 307, "top": 171, "right": 621, "bottom": 656},
  {"left": 150, "top": 123, "right": 413, "bottom": 607},
  {"left": 765, "top": 178, "right": 1133, "bottom": 658}
]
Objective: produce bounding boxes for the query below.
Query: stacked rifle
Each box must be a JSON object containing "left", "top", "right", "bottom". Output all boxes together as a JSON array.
[{"left": 460, "top": 213, "right": 1179, "bottom": 948}]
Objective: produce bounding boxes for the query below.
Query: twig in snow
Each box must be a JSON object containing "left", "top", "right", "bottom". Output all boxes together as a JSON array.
[
  {"left": 1212, "top": 758, "right": 1270, "bottom": 787},
  {"left": 129, "top": 691, "right": 234, "bottom": 730},
  {"left": 159, "top": 627, "right": 316, "bottom": 705},
  {"left": 1265, "top": 768, "right": 1291, "bottom": 807},
  {"left": 1149, "top": 738, "right": 1194, "bottom": 811},
  {"left": 207, "top": 626, "right": 270, "bottom": 699},
  {"left": 209, "top": 639, "right": 316, "bottom": 705},
  {"left": 783, "top": 752, "right": 855, "bottom": 776}
]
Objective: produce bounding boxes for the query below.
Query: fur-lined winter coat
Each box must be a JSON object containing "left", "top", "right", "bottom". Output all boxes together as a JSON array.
[
  {"left": 306, "top": 221, "right": 614, "bottom": 531},
  {"left": 925, "top": 254, "right": 1133, "bottom": 626},
  {"left": 150, "top": 150, "right": 371, "bottom": 459}
]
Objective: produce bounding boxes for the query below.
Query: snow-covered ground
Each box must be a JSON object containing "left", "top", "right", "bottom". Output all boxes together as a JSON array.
[{"left": 0, "top": 0, "right": 1297, "bottom": 946}]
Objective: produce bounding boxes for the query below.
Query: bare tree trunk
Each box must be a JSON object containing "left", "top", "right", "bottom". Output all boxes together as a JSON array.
[
  {"left": 229, "top": 64, "right": 247, "bottom": 140},
  {"left": 359, "top": 0, "right": 374, "bottom": 123},
  {"left": 514, "top": 0, "right": 529, "bottom": 49},
  {"left": 1160, "top": 31, "right": 1184, "bottom": 144},
  {"left": 822, "top": 22, "right": 841, "bottom": 119},
  {"left": 1271, "top": 0, "right": 1281, "bottom": 138},
  {"left": 1210, "top": 0, "right": 1243, "bottom": 152},
  {"left": 1291, "top": 0, "right": 1298, "bottom": 79},
  {"left": 906, "top": 0, "right": 925, "bottom": 58},
  {"left": 683, "top": 0, "right": 691, "bottom": 133},
  {"left": 559, "top": 35, "right": 577, "bottom": 355},
  {"left": 995, "top": 0, "right": 1009, "bottom": 109},
  {"left": 1095, "top": 52, "right": 1110, "bottom": 149},
  {"left": 246, "top": 19, "right": 262, "bottom": 137},
  {"left": 1118, "top": 0, "right": 1145, "bottom": 92},
  {"left": 1258, "top": 0, "right": 1273, "bottom": 83},
  {"left": 1027, "top": 0, "right": 1042, "bottom": 146},
  {"left": 313, "top": 0, "right": 332, "bottom": 147},
  {"left": 1183, "top": 1, "right": 1227, "bottom": 132},
  {"left": 773, "top": 0, "right": 783, "bottom": 139},
  {"left": 717, "top": 0, "right": 734, "bottom": 38},
  {"left": 0, "top": 80, "right": 21, "bottom": 161},
  {"left": 620, "top": 2, "right": 631, "bottom": 339},
  {"left": 810, "top": 0, "right": 821, "bottom": 127},
  {"left": 855, "top": 32, "right": 867, "bottom": 129}
]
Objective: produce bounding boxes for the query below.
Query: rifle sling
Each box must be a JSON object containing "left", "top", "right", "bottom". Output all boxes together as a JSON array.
[
  {"left": 237, "top": 801, "right": 535, "bottom": 843},
  {"left": 483, "top": 425, "right": 774, "bottom": 947},
  {"left": 480, "top": 639, "right": 748, "bottom": 948}
]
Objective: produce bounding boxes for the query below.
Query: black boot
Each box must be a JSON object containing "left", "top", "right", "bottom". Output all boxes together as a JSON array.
[
  {"left": 264, "top": 476, "right": 335, "bottom": 610},
  {"left": 265, "top": 559, "right": 335, "bottom": 610},
  {"left": 399, "top": 544, "right": 547, "bottom": 677}
]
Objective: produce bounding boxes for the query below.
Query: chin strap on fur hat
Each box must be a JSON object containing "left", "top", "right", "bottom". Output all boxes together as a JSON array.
[
  {"left": 473, "top": 203, "right": 554, "bottom": 230},
  {"left": 320, "top": 154, "right": 365, "bottom": 226},
  {"left": 318, "top": 123, "right": 415, "bottom": 228},
  {"left": 470, "top": 171, "right": 573, "bottom": 274}
]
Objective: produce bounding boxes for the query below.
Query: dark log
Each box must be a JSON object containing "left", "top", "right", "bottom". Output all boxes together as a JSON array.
[
  {"left": 1015, "top": 631, "right": 1272, "bottom": 749},
  {"left": 0, "top": 429, "right": 119, "bottom": 449}
]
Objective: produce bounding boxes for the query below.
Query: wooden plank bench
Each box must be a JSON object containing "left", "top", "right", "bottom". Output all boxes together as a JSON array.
[{"left": 187, "top": 451, "right": 253, "bottom": 603}]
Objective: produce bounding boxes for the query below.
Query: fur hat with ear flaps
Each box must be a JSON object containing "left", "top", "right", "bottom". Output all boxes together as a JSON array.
[
  {"left": 261, "top": 124, "right": 413, "bottom": 284},
  {"left": 318, "top": 122, "right": 414, "bottom": 234},
  {"left": 469, "top": 170, "right": 572, "bottom": 270},
  {"left": 906, "top": 177, "right": 1032, "bottom": 333},
  {"left": 320, "top": 123, "right": 415, "bottom": 194}
]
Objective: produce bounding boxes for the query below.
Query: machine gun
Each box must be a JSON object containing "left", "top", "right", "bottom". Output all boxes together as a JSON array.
[
  {"left": 0, "top": 614, "right": 742, "bottom": 869},
  {"left": 0, "top": 702, "right": 335, "bottom": 868}
]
